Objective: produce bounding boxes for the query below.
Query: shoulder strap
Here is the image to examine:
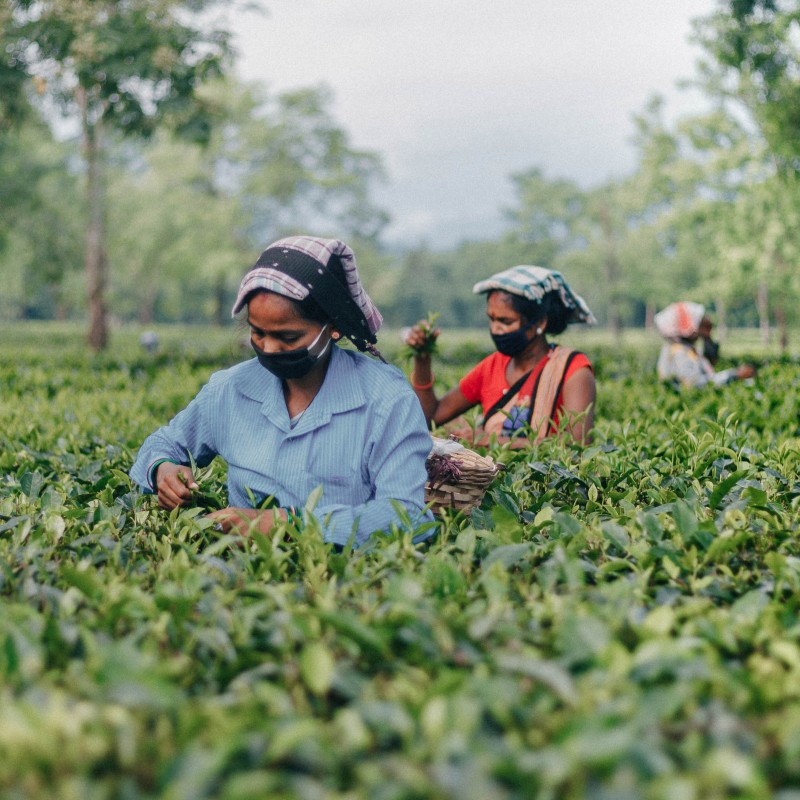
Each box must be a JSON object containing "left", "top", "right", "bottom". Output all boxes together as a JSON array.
[
  {"left": 547, "top": 349, "right": 581, "bottom": 420},
  {"left": 529, "top": 346, "right": 581, "bottom": 441},
  {"left": 482, "top": 368, "right": 532, "bottom": 424}
]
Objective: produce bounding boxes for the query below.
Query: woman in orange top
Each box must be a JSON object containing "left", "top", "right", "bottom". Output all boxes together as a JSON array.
[{"left": 406, "top": 265, "right": 597, "bottom": 447}]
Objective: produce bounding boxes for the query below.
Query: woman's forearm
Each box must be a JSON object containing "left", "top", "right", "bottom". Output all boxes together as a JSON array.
[{"left": 411, "top": 354, "right": 438, "bottom": 421}]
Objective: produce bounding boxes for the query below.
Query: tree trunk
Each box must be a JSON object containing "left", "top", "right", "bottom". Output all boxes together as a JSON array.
[
  {"left": 644, "top": 300, "right": 655, "bottom": 331},
  {"left": 136, "top": 277, "right": 158, "bottom": 325},
  {"left": 776, "top": 305, "right": 788, "bottom": 354},
  {"left": 756, "top": 280, "right": 770, "bottom": 347},
  {"left": 774, "top": 251, "right": 789, "bottom": 354},
  {"left": 137, "top": 291, "right": 157, "bottom": 325},
  {"left": 598, "top": 202, "right": 622, "bottom": 343},
  {"left": 79, "top": 87, "right": 109, "bottom": 352}
]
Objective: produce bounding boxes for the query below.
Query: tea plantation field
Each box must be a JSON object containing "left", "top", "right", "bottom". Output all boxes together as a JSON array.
[{"left": 2, "top": 322, "right": 800, "bottom": 799}]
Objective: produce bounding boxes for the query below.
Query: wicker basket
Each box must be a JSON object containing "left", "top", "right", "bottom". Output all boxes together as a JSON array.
[{"left": 425, "top": 435, "right": 504, "bottom": 516}]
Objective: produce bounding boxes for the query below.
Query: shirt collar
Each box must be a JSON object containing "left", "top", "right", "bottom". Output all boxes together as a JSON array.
[{"left": 234, "top": 346, "right": 367, "bottom": 430}]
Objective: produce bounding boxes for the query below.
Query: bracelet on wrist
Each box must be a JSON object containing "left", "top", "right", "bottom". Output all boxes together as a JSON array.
[
  {"left": 149, "top": 458, "right": 179, "bottom": 490},
  {"left": 411, "top": 373, "right": 435, "bottom": 391},
  {"left": 280, "top": 505, "right": 300, "bottom": 522}
]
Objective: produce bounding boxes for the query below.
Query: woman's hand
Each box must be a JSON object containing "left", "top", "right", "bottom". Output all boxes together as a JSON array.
[
  {"left": 403, "top": 319, "right": 440, "bottom": 355},
  {"left": 206, "top": 507, "right": 285, "bottom": 536},
  {"left": 155, "top": 462, "right": 198, "bottom": 510}
]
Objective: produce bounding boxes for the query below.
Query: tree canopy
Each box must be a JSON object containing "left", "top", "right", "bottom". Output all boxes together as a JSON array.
[
  {"left": 2, "top": 1, "right": 800, "bottom": 349},
  {"left": 3, "top": 0, "right": 233, "bottom": 348}
]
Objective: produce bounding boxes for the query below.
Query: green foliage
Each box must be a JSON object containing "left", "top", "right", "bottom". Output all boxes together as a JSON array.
[
  {"left": 400, "top": 311, "right": 441, "bottom": 361},
  {"left": 382, "top": 6, "right": 800, "bottom": 343},
  {"left": 0, "top": 5, "right": 30, "bottom": 130},
  {"left": 6, "top": 0, "right": 231, "bottom": 142},
  {"left": 227, "top": 82, "right": 389, "bottom": 243},
  {"left": 689, "top": 1, "right": 800, "bottom": 345},
  {"left": 2, "top": 327, "right": 800, "bottom": 796},
  {"left": 697, "top": 0, "right": 800, "bottom": 172},
  {"left": 0, "top": 119, "right": 83, "bottom": 318},
  {"left": 0, "top": 74, "right": 390, "bottom": 327},
  {"left": 383, "top": 237, "right": 536, "bottom": 329},
  {"left": 3, "top": 0, "right": 235, "bottom": 349},
  {"left": 5, "top": 0, "right": 800, "bottom": 349}
]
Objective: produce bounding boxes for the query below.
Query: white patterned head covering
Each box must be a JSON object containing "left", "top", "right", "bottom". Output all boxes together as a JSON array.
[
  {"left": 232, "top": 236, "right": 383, "bottom": 353},
  {"left": 473, "top": 265, "right": 596, "bottom": 325},
  {"left": 654, "top": 301, "right": 705, "bottom": 339}
]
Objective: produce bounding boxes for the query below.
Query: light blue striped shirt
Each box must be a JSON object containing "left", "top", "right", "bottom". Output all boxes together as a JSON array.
[{"left": 130, "top": 347, "right": 435, "bottom": 547}]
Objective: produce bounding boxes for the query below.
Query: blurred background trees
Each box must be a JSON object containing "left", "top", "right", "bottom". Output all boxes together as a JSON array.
[
  {"left": 3, "top": 0, "right": 232, "bottom": 349},
  {"left": 1, "top": 0, "right": 799, "bottom": 351}
]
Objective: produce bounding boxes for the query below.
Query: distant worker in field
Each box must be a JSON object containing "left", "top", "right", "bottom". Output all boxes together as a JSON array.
[
  {"left": 697, "top": 315, "right": 720, "bottom": 366},
  {"left": 655, "top": 301, "right": 756, "bottom": 389},
  {"left": 130, "top": 235, "right": 433, "bottom": 548},
  {"left": 404, "top": 265, "right": 597, "bottom": 447}
]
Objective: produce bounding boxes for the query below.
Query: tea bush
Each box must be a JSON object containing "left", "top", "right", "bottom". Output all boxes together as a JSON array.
[{"left": 1, "top": 323, "right": 800, "bottom": 799}]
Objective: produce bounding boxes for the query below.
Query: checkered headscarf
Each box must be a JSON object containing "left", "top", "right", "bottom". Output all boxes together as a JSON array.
[
  {"left": 473, "top": 265, "right": 596, "bottom": 325},
  {"left": 232, "top": 236, "right": 383, "bottom": 355}
]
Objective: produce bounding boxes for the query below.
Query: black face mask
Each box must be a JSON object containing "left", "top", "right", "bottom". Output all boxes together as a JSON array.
[
  {"left": 252, "top": 325, "right": 332, "bottom": 380},
  {"left": 491, "top": 321, "right": 537, "bottom": 357}
]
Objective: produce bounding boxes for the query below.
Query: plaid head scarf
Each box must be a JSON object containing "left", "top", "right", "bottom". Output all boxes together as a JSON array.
[
  {"left": 232, "top": 236, "right": 384, "bottom": 356},
  {"left": 472, "top": 265, "right": 596, "bottom": 325}
]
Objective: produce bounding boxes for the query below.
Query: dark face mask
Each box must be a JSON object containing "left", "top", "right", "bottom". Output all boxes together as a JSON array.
[
  {"left": 252, "top": 325, "right": 332, "bottom": 380},
  {"left": 491, "top": 321, "right": 537, "bottom": 357}
]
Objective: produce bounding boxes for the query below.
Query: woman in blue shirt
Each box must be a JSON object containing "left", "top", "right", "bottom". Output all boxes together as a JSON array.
[{"left": 130, "top": 236, "right": 433, "bottom": 548}]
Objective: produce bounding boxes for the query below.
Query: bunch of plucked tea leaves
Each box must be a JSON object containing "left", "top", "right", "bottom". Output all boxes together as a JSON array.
[
  {"left": 400, "top": 311, "right": 440, "bottom": 360},
  {"left": 187, "top": 462, "right": 284, "bottom": 515},
  {"left": 186, "top": 460, "right": 227, "bottom": 511}
]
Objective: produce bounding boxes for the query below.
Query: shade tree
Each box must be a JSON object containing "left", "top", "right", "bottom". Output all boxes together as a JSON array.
[
  {"left": 691, "top": 0, "right": 800, "bottom": 350},
  {"left": 0, "top": 118, "right": 82, "bottom": 320},
  {"left": 4, "top": 0, "right": 232, "bottom": 349},
  {"left": 105, "top": 77, "right": 389, "bottom": 325}
]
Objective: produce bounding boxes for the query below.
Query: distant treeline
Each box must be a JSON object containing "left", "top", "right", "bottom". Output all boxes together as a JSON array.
[{"left": 2, "top": 2, "right": 799, "bottom": 350}]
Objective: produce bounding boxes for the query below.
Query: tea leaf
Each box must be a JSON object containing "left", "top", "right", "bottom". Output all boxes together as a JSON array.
[{"left": 299, "top": 641, "right": 336, "bottom": 696}]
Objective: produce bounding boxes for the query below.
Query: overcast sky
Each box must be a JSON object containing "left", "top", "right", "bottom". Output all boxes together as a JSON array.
[{"left": 229, "top": 1, "right": 718, "bottom": 247}]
